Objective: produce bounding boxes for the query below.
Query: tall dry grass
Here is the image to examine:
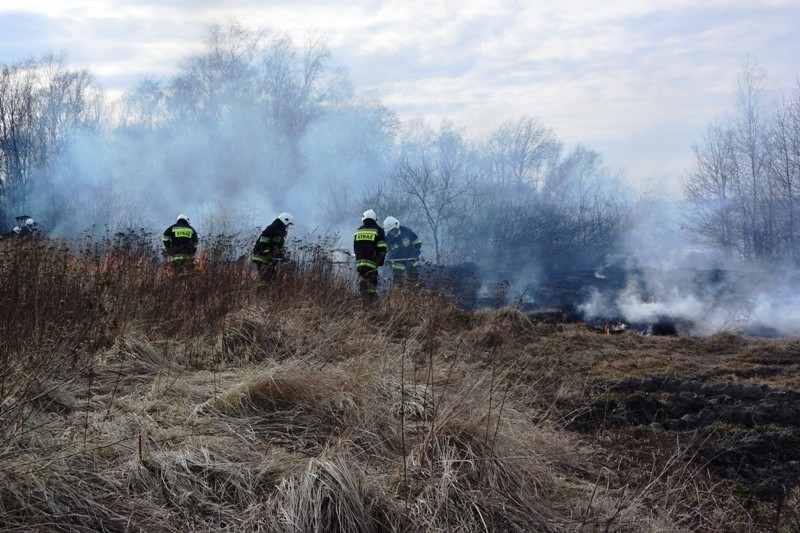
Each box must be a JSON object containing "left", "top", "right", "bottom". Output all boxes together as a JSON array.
[{"left": 0, "top": 233, "right": 784, "bottom": 531}]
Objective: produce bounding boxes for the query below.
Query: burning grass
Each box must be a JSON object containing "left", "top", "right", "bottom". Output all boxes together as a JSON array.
[{"left": 1, "top": 234, "right": 799, "bottom": 531}]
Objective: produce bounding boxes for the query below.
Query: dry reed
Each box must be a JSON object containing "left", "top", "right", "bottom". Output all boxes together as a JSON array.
[{"left": 0, "top": 233, "right": 794, "bottom": 531}]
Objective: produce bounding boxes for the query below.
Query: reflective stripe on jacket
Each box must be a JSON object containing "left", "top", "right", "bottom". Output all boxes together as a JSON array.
[
  {"left": 386, "top": 225, "right": 421, "bottom": 260},
  {"left": 163, "top": 221, "right": 198, "bottom": 256},
  {"left": 353, "top": 219, "right": 387, "bottom": 270}
]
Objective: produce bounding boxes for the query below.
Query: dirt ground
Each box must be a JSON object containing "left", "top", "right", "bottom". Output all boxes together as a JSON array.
[{"left": 530, "top": 324, "right": 800, "bottom": 519}]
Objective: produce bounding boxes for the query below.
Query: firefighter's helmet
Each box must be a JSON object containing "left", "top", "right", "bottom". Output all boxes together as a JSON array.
[
  {"left": 177, "top": 214, "right": 189, "bottom": 223},
  {"left": 277, "top": 212, "right": 294, "bottom": 226},
  {"left": 383, "top": 216, "right": 400, "bottom": 232},
  {"left": 362, "top": 209, "right": 377, "bottom": 222}
]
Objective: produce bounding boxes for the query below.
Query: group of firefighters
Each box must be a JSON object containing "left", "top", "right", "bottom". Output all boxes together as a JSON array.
[
  {"left": 161, "top": 209, "right": 422, "bottom": 299},
  {"left": 0, "top": 215, "right": 41, "bottom": 239},
  {"left": 3, "top": 209, "right": 422, "bottom": 299}
]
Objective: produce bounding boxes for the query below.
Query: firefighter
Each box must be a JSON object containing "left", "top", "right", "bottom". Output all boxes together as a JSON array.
[
  {"left": 251, "top": 212, "right": 294, "bottom": 284},
  {"left": 0, "top": 226, "right": 21, "bottom": 239},
  {"left": 19, "top": 217, "right": 40, "bottom": 237},
  {"left": 5, "top": 215, "right": 40, "bottom": 238},
  {"left": 353, "top": 209, "right": 387, "bottom": 301},
  {"left": 382, "top": 216, "right": 422, "bottom": 287},
  {"left": 162, "top": 214, "right": 198, "bottom": 272}
]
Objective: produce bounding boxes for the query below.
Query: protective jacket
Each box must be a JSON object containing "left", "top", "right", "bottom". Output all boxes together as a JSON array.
[
  {"left": 386, "top": 226, "right": 421, "bottom": 264},
  {"left": 2, "top": 225, "right": 39, "bottom": 239},
  {"left": 162, "top": 219, "right": 198, "bottom": 261},
  {"left": 17, "top": 225, "right": 40, "bottom": 238},
  {"left": 252, "top": 218, "right": 289, "bottom": 264},
  {"left": 353, "top": 219, "right": 387, "bottom": 272}
]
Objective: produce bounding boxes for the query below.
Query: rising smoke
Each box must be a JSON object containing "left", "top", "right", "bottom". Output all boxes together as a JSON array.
[
  {"left": 8, "top": 24, "right": 800, "bottom": 338},
  {"left": 25, "top": 25, "right": 396, "bottom": 253},
  {"left": 576, "top": 194, "right": 800, "bottom": 337}
]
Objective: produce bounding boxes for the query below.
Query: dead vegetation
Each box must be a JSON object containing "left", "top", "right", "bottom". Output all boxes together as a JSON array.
[{"left": 1, "top": 235, "right": 799, "bottom": 531}]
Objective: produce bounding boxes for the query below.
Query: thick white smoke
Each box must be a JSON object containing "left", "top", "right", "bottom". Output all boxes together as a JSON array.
[{"left": 578, "top": 194, "right": 800, "bottom": 337}]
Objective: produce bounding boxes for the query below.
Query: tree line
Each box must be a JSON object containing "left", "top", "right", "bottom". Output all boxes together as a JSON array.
[
  {"left": 2, "top": 23, "right": 796, "bottom": 275},
  {"left": 0, "top": 53, "right": 102, "bottom": 221},
  {"left": 684, "top": 58, "right": 800, "bottom": 265}
]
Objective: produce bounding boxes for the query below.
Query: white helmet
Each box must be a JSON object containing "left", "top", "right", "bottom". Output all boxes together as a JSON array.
[
  {"left": 383, "top": 216, "right": 399, "bottom": 232},
  {"left": 177, "top": 214, "right": 189, "bottom": 223},
  {"left": 277, "top": 212, "right": 294, "bottom": 226},
  {"left": 25, "top": 218, "right": 36, "bottom": 227},
  {"left": 362, "top": 209, "right": 377, "bottom": 221}
]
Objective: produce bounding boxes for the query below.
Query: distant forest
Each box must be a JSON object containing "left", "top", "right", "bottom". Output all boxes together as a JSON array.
[{"left": 1, "top": 23, "right": 798, "bottom": 272}]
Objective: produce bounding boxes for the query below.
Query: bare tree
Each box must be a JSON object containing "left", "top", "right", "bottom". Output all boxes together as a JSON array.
[
  {"left": 683, "top": 58, "right": 800, "bottom": 262},
  {"left": 525, "top": 148, "right": 629, "bottom": 271},
  {"left": 114, "top": 22, "right": 344, "bottom": 209},
  {"left": 732, "top": 57, "right": 770, "bottom": 259},
  {"left": 767, "top": 84, "right": 800, "bottom": 263},
  {"left": 417, "top": 117, "right": 634, "bottom": 283},
  {"left": 683, "top": 124, "right": 740, "bottom": 256},
  {"left": 260, "top": 31, "right": 330, "bottom": 136},
  {"left": 169, "top": 22, "right": 261, "bottom": 124},
  {"left": 382, "top": 122, "right": 479, "bottom": 264},
  {"left": 542, "top": 144, "right": 601, "bottom": 204},
  {"left": 163, "top": 24, "right": 335, "bottom": 186},
  {"left": 36, "top": 54, "right": 102, "bottom": 154},
  {"left": 0, "top": 60, "right": 37, "bottom": 214},
  {"left": 486, "top": 115, "right": 561, "bottom": 189},
  {"left": 0, "top": 55, "right": 102, "bottom": 224},
  {"left": 118, "top": 78, "right": 170, "bottom": 129}
]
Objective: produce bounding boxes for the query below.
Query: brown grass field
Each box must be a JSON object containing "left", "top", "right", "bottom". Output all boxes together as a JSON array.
[{"left": 1, "top": 235, "right": 799, "bottom": 532}]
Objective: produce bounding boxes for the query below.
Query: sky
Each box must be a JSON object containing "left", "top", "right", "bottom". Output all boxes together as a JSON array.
[{"left": 1, "top": 0, "right": 799, "bottom": 193}]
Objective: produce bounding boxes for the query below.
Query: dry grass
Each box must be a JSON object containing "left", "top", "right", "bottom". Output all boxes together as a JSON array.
[{"left": 1, "top": 234, "right": 798, "bottom": 531}]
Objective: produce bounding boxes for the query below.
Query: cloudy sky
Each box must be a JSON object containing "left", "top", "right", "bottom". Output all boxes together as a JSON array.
[{"left": 2, "top": 0, "right": 799, "bottom": 192}]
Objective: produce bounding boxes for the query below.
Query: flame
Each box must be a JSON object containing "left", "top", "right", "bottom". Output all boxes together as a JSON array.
[
  {"left": 196, "top": 250, "right": 209, "bottom": 274},
  {"left": 98, "top": 249, "right": 151, "bottom": 275}
]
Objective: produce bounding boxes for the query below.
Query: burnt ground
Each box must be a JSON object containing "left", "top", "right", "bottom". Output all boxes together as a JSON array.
[
  {"left": 424, "top": 261, "right": 800, "bottom": 520},
  {"left": 565, "top": 376, "right": 800, "bottom": 501},
  {"left": 510, "top": 323, "right": 800, "bottom": 524}
]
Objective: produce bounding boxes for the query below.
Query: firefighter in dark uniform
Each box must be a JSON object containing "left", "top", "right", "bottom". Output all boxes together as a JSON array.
[
  {"left": 162, "top": 214, "right": 198, "bottom": 272},
  {"left": 18, "top": 217, "right": 40, "bottom": 238},
  {"left": 2, "top": 215, "right": 40, "bottom": 239},
  {"left": 382, "top": 216, "right": 422, "bottom": 287},
  {"left": 353, "top": 209, "right": 387, "bottom": 300},
  {"left": 251, "top": 212, "right": 294, "bottom": 283}
]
